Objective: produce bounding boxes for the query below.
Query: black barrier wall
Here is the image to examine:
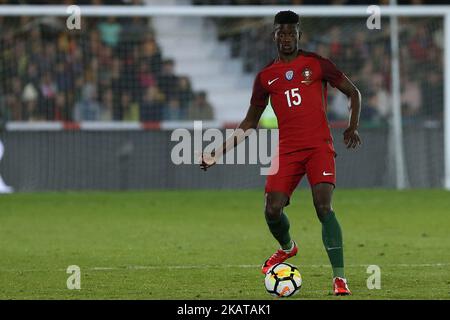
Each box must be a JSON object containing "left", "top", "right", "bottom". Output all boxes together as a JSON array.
[{"left": 0, "top": 125, "right": 444, "bottom": 192}]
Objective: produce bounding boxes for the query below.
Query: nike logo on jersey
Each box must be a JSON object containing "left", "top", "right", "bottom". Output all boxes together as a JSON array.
[
  {"left": 268, "top": 78, "right": 279, "bottom": 86},
  {"left": 323, "top": 171, "right": 334, "bottom": 176}
]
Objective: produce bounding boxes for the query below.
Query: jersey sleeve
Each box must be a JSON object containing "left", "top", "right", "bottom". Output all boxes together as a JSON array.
[
  {"left": 319, "top": 58, "right": 345, "bottom": 88},
  {"left": 250, "top": 72, "right": 269, "bottom": 108}
]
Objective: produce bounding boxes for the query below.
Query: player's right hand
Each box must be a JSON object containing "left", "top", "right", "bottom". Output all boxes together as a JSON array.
[
  {"left": 343, "top": 126, "right": 362, "bottom": 149},
  {"left": 199, "top": 153, "right": 216, "bottom": 171}
]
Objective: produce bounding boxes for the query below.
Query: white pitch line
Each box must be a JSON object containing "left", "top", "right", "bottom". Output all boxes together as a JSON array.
[
  {"left": 90, "top": 263, "right": 450, "bottom": 271},
  {"left": 0, "top": 263, "right": 449, "bottom": 273},
  {"left": 92, "top": 265, "right": 258, "bottom": 271}
]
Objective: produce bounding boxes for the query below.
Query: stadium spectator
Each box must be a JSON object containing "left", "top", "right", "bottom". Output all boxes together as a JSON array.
[
  {"left": 73, "top": 83, "right": 102, "bottom": 121},
  {"left": 141, "top": 36, "right": 162, "bottom": 75},
  {"left": 368, "top": 73, "right": 391, "bottom": 123},
  {"left": 187, "top": 91, "right": 214, "bottom": 121},
  {"left": 98, "top": 17, "right": 122, "bottom": 48},
  {"left": 328, "top": 26, "right": 343, "bottom": 61},
  {"left": 55, "top": 62, "right": 72, "bottom": 94},
  {"left": 140, "top": 85, "right": 165, "bottom": 121},
  {"left": 157, "top": 59, "right": 179, "bottom": 99},
  {"left": 54, "top": 93, "right": 68, "bottom": 121},
  {"left": 121, "top": 91, "right": 139, "bottom": 121},
  {"left": 177, "top": 76, "right": 194, "bottom": 119},
  {"left": 401, "top": 77, "right": 422, "bottom": 120},
  {"left": 110, "top": 59, "right": 126, "bottom": 120},
  {"left": 164, "top": 99, "right": 181, "bottom": 121},
  {"left": 137, "top": 61, "right": 156, "bottom": 91},
  {"left": 7, "top": 77, "right": 25, "bottom": 119},
  {"left": 100, "top": 88, "right": 114, "bottom": 121},
  {"left": 409, "top": 24, "right": 432, "bottom": 62},
  {"left": 22, "top": 82, "right": 39, "bottom": 120},
  {"left": 97, "top": 45, "right": 115, "bottom": 88},
  {"left": 353, "top": 31, "right": 369, "bottom": 62},
  {"left": 421, "top": 68, "right": 443, "bottom": 120},
  {"left": 39, "top": 72, "right": 58, "bottom": 120}
]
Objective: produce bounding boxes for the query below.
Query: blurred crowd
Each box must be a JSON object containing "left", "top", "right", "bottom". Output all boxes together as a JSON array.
[
  {"left": 0, "top": 0, "right": 214, "bottom": 122},
  {"left": 325, "top": 19, "right": 443, "bottom": 125}
]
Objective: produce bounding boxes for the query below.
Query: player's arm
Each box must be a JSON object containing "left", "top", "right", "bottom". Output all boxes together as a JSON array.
[
  {"left": 335, "top": 76, "right": 362, "bottom": 149},
  {"left": 321, "top": 57, "right": 362, "bottom": 149},
  {"left": 200, "top": 71, "right": 269, "bottom": 171},
  {"left": 200, "top": 104, "right": 265, "bottom": 171}
]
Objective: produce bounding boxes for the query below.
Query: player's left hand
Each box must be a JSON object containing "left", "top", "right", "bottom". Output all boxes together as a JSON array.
[{"left": 343, "top": 127, "right": 362, "bottom": 149}]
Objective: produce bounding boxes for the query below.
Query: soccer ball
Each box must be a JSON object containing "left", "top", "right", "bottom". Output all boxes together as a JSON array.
[{"left": 264, "top": 262, "right": 302, "bottom": 297}]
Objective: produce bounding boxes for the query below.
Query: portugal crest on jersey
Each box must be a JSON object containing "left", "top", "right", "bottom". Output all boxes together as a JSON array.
[
  {"left": 301, "top": 67, "right": 313, "bottom": 85},
  {"left": 285, "top": 70, "right": 294, "bottom": 81}
]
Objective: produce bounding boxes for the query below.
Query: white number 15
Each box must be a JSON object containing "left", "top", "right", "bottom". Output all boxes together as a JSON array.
[{"left": 284, "top": 88, "right": 302, "bottom": 107}]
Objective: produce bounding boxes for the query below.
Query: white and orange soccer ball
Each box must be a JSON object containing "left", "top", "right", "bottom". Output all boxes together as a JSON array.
[{"left": 264, "top": 262, "right": 302, "bottom": 297}]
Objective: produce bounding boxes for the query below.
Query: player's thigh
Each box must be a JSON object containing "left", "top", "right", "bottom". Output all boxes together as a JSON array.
[
  {"left": 265, "top": 153, "right": 305, "bottom": 200},
  {"left": 305, "top": 144, "right": 336, "bottom": 188},
  {"left": 311, "top": 182, "right": 334, "bottom": 208}
]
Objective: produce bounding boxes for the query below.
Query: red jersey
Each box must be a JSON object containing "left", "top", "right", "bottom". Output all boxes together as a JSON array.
[{"left": 251, "top": 50, "right": 345, "bottom": 154}]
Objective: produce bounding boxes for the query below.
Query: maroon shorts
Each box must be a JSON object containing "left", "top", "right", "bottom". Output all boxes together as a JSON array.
[{"left": 265, "top": 142, "right": 336, "bottom": 198}]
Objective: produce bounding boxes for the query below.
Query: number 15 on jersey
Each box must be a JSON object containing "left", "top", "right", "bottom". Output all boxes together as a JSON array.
[{"left": 284, "top": 88, "right": 302, "bottom": 107}]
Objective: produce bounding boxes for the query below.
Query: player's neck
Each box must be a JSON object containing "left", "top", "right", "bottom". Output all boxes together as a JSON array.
[{"left": 277, "top": 50, "right": 300, "bottom": 63}]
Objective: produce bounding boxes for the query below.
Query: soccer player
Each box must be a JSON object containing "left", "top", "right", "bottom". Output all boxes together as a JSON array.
[{"left": 200, "top": 10, "right": 361, "bottom": 296}]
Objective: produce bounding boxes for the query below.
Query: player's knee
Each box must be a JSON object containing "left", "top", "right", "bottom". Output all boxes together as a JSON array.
[
  {"left": 314, "top": 203, "right": 332, "bottom": 222},
  {"left": 265, "top": 201, "right": 284, "bottom": 221}
]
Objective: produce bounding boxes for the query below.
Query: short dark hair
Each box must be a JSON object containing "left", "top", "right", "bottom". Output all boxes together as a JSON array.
[{"left": 274, "top": 10, "right": 299, "bottom": 25}]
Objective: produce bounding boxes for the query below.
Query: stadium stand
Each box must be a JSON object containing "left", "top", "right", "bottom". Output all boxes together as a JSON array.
[{"left": 0, "top": 0, "right": 445, "bottom": 126}]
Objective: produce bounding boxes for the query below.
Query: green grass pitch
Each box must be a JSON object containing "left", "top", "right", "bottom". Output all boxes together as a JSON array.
[{"left": 0, "top": 189, "right": 449, "bottom": 300}]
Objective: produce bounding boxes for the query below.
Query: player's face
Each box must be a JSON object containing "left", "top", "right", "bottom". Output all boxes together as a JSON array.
[{"left": 273, "top": 24, "right": 299, "bottom": 55}]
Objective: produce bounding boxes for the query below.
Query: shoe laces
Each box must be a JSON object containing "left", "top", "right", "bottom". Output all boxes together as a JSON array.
[{"left": 268, "top": 249, "right": 286, "bottom": 262}]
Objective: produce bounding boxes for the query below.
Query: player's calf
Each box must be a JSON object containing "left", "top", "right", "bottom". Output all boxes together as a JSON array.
[{"left": 264, "top": 193, "right": 292, "bottom": 251}]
